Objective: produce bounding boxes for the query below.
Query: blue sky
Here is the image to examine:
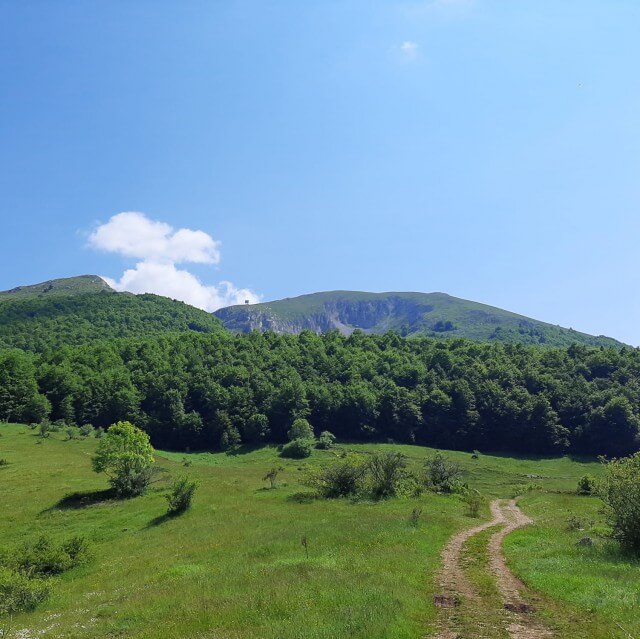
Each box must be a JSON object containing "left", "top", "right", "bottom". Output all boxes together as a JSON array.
[{"left": 1, "top": 1, "right": 639, "bottom": 343}]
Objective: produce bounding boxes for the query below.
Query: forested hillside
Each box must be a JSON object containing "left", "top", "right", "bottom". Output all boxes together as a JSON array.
[
  {"left": 0, "top": 291, "right": 223, "bottom": 351},
  {"left": 215, "top": 291, "right": 623, "bottom": 347},
  {"left": 1, "top": 331, "right": 638, "bottom": 457}
]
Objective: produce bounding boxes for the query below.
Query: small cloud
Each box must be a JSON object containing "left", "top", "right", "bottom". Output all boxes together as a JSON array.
[
  {"left": 89, "top": 212, "right": 259, "bottom": 312},
  {"left": 400, "top": 41, "right": 420, "bottom": 61}
]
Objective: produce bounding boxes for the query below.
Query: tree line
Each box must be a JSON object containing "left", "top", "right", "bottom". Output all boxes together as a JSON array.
[{"left": 0, "top": 330, "right": 638, "bottom": 456}]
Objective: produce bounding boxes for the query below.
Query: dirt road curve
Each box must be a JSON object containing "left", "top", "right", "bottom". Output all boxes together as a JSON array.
[{"left": 433, "top": 499, "right": 552, "bottom": 639}]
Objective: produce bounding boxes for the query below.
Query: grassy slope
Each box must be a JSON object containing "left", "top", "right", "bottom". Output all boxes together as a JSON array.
[
  {"left": 216, "top": 291, "right": 622, "bottom": 347},
  {"left": 0, "top": 275, "right": 113, "bottom": 298},
  {"left": 1, "top": 424, "right": 638, "bottom": 638}
]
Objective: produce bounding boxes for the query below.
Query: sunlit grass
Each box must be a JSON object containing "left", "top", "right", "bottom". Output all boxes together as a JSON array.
[{"left": 1, "top": 423, "right": 637, "bottom": 638}]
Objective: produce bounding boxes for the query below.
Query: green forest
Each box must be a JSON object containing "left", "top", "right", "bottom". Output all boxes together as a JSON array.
[
  {"left": 0, "top": 291, "right": 222, "bottom": 352},
  {"left": 1, "top": 328, "right": 638, "bottom": 457}
]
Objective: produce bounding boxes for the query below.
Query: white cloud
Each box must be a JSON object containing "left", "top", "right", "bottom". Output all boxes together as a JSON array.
[
  {"left": 90, "top": 212, "right": 259, "bottom": 312},
  {"left": 401, "top": 41, "right": 419, "bottom": 54},
  {"left": 89, "top": 211, "right": 220, "bottom": 264},
  {"left": 398, "top": 41, "right": 420, "bottom": 62}
]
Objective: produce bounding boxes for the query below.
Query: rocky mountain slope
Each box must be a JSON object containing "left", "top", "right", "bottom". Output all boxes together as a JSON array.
[{"left": 214, "top": 290, "right": 623, "bottom": 347}]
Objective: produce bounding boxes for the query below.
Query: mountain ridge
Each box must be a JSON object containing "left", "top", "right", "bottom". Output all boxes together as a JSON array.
[
  {"left": 215, "top": 290, "right": 624, "bottom": 347},
  {"left": 0, "top": 274, "right": 114, "bottom": 298}
]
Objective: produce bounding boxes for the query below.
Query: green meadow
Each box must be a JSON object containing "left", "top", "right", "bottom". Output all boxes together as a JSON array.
[{"left": 1, "top": 423, "right": 638, "bottom": 638}]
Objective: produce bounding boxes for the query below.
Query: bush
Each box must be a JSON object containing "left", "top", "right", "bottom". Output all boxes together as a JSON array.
[
  {"left": 166, "top": 477, "right": 199, "bottom": 515},
  {"left": 288, "top": 418, "right": 314, "bottom": 442},
  {"left": 0, "top": 458, "right": 8, "bottom": 467},
  {"left": 12, "top": 535, "right": 90, "bottom": 577},
  {"left": 280, "top": 438, "right": 313, "bottom": 459},
  {"left": 424, "top": 452, "right": 463, "bottom": 493},
  {"left": 263, "top": 467, "right": 279, "bottom": 489},
  {"left": 79, "top": 424, "right": 94, "bottom": 438},
  {"left": 566, "top": 514, "right": 584, "bottom": 531},
  {"left": 409, "top": 508, "right": 423, "bottom": 527},
  {"left": 600, "top": 453, "right": 640, "bottom": 553},
  {"left": 110, "top": 466, "right": 155, "bottom": 498},
  {"left": 577, "top": 474, "right": 596, "bottom": 495},
  {"left": 367, "top": 451, "right": 408, "bottom": 499},
  {"left": 38, "top": 421, "right": 50, "bottom": 439},
  {"left": 304, "top": 455, "right": 367, "bottom": 498},
  {"left": 92, "top": 421, "right": 155, "bottom": 497},
  {"left": 0, "top": 567, "right": 50, "bottom": 616},
  {"left": 66, "top": 426, "right": 78, "bottom": 440},
  {"left": 315, "top": 431, "right": 336, "bottom": 450},
  {"left": 461, "top": 488, "right": 484, "bottom": 518}
]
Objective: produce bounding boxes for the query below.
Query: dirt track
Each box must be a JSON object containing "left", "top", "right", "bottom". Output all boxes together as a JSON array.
[{"left": 433, "top": 499, "right": 552, "bottom": 639}]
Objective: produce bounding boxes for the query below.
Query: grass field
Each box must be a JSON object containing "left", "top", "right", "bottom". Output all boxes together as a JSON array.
[{"left": 1, "top": 423, "right": 638, "bottom": 638}]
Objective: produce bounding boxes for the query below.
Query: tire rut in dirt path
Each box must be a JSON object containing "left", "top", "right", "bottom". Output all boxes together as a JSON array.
[
  {"left": 432, "top": 499, "right": 553, "bottom": 639},
  {"left": 488, "top": 500, "right": 553, "bottom": 639}
]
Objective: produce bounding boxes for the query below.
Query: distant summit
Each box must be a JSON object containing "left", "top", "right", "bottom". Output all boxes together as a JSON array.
[
  {"left": 0, "top": 275, "right": 222, "bottom": 352},
  {"left": 215, "top": 290, "right": 623, "bottom": 348},
  {"left": 0, "top": 275, "right": 114, "bottom": 298}
]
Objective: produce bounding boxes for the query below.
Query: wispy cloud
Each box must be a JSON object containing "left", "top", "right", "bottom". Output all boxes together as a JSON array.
[
  {"left": 89, "top": 212, "right": 259, "bottom": 311},
  {"left": 400, "top": 41, "right": 420, "bottom": 60}
]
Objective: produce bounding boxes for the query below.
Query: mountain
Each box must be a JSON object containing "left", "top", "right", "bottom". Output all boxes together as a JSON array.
[
  {"left": 0, "top": 276, "right": 223, "bottom": 352},
  {"left": 0, "top": 274, "right": 113, "bottom": 298},
  {"left": 214, "top": 290, "right": 623, "bottom": 347}
]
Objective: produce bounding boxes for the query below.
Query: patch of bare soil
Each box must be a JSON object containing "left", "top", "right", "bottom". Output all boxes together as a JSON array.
[
  {"left": 488, "top": 500, "right": 553, "bottom": 639},
  {"left": 432, "top": 499, "right": 553, "bottom": 639}
]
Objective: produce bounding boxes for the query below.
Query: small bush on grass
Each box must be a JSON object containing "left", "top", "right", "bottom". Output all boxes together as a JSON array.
[
  {"left": 281, "top": 438, "right": 313, "bottom": 459},
  {"left": 66, "top": 426, "right": 78, "bottom": 441},
  {"left": 367, "top": 451, "right": 408, "bottom": 499},
  {"left": 37, "top": 422, "right": 50, "bottom": 440},
  {"left": 461, "top": 488, "right": 484, "bottom": 518},
  {"left": 424, "top": 452, "right": 463, "bottom": 493},
  {"left": 79, "top": 424, "right": 94, "bottom": 438},
  {"left": 304, "top": 455, "right": 367, "bottom": 498},
  {"left": 409, "top": 508, "right": 423, "bottom": 527},
  {"left": 263, "top": 468, "right": 279, "bottom": 489},
  {"left": 600, "top": 453, "right": 640, "bottom": 554},
  {"left": 12, "top": 535, "right": 90, "bottom": 577},
  {"left": 0, "top": 459, "right": 8, "bottom": 467},
  {"left": 566, "top": 514, "right": 584, "bottom": 531},
  {"left": 0, "top": 567, "right": 50, "bottom": 616},
  {"left": 287, "top": 418, "right": 314, "bottom": 442},
  {"left": 577, "top": 474, "right": 596, "bottom": 495},
  {"left": 166, "top": 477, "right": 199, "bottom": 515},
  {"left": 315, "top": 431, "right": 336, "bottom": 450}
]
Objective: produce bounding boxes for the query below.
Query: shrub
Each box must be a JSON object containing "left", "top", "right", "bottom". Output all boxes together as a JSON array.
[
  {"left": 38, "top": 421, "right": 50, "bottom": 440},
  {"left": 600, "top": 453, "right": 640, "bottom": 553},
  {"left": 0, "top": 458, "right": 8, "bottom": 467},
  {"left": 0, "top": 567, "right": 50, "bottom": 616},
  {"left": 315, "top": 431, "right": 336, "bottom": 450},
  {"left": 367, "top": 451, "right": 407, "bottom": 499},
  {"left": 79, "top": 424, "right": 94, "bottom": 438},
  {"left": 566, "top": 514, "right": 584, "bottom": 531},
  {"left": 424, "top": 452, "right": 463, "bottom": 493},
  {"left": 95, "top": 426, "right": 105, "bottom": 438},
  {"left": 577, "top": 474, "right": 596, "bottom": 495},
  {"left": 280, "top": 438, "right": 313, "bottom": 459},
  {"left": 263, "top": 467, "right": 279, "bottom": 489},
  {"left": 12, "top": 535, "right": 90, "bottom": 577},
  {"left": 91, "top": 421, "right": 155, "bottom": 497},
  {"left": 220, "top": 425, "right": 241, "bottom": 451},
  {"left": 409, "top": 508, "right": 423, "bottom": 527},
  {"left": 304, "top": 455, "right": 367, "bottom": 498},
  {"left": 461, "top": 488, "right": 484, "bottom": 518},
  {"left": 66, "top": 426, "right": 78, "bottom": 440},
  {"left": 166, "top": 477, "right": 199, "bottom": 515},
  {"left": 287, "top": 418, "right": 314, "bottom": 442}
]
